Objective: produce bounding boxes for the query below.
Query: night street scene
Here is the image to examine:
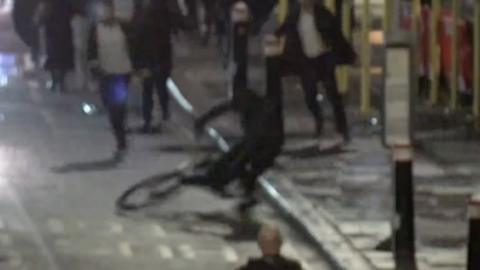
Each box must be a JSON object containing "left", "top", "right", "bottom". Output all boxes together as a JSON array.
[{"left": 0, "top": 0, "right": 479, "bottom": 269}]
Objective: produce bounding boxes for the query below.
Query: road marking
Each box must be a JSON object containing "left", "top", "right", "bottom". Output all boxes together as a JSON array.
[
  {"left": 157, "top": 245, "right": 174, "bottom": 259},
  {"left": 47, "top": 219, "right": 65, "bottom": 235},
  {"left": 179, "top": 244, "right": 195, "bottom": 260},
  {"left": 0, "top": 233, "right": 11, "bottom": 246},
  {"left": 0, "top": 219, "right": 5, "bottom": 230},
  {"left": 110, "top": 222, "right": 124, "bottom": 234},
  {"left": 118, "top": 242, "right": 133, "bottom": 258},
  {"left": 222, "top": 246, "right": 238, "bottom": 263},
  {"left": 2, "top": 177, "right": 61, "bottom": 270},
  {"left": 151, "top": 224, "right": 166, "bottom": 237}
]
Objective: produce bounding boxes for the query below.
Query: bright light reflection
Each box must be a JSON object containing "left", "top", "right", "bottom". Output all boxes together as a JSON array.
[
  {"left": 82, "top": 103, "right": 97, "bottom": 115},
  {"left": 0, "top": 0, "right": 13, "bottom": 14}
]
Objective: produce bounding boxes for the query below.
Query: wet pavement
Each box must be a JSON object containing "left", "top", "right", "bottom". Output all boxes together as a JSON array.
[
  {"left": 0, "top": 7, "right": 334, "bottom": 270},
  {"left": 172, "top": 27, "right": 480, "bottom": 270}
]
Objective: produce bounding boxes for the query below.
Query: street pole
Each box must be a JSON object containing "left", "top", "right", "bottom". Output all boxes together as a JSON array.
[
  {"left": 231, "top": 1, "right": 250, "bottom": 100},
  {"left": 360, "top": 0, "right": 371, "bottom": 115},
  {"left": 473, "top": 0, "right": 480, "bottom": 127},
  {"left": 468, "top": 195, "right": 480, "bottom": 270},
  {"left": 384, "top": 1, "right": 417, "bottom": 269}
]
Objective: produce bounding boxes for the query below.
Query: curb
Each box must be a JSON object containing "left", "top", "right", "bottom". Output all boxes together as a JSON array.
[{"left": 167, "top": 78, "right": 375, "bottom": 270}]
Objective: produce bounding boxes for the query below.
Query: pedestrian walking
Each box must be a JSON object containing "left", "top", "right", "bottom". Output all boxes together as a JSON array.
[
  {"left": 236, "top": 224, "right": 303, "bottom": 270},
  {"left": 71, "top": 10, "right": 90, "bottom": 91},
  {"left": 88, "top": 0, "right": 135, "bottom": 159},
  {"left": 275, "top": 0, "right": 356, "bottom": 142},
  {"left": 131, "top": 0, "right": 183, "bottom": 133},
  {"left": 36, "top": 0, "right": 75, "bottom": 92}
]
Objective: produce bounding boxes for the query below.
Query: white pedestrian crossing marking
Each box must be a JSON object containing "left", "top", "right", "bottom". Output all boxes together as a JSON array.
[
  {"left": 179, "top": 244, "right": 196, "bottom": 259},
  {"left": 157, "top": 245, "right": 174, "bottom": 259},
  {"left": 119, "top": 242, "right": 133, "bottom": 258},
  {"left": 152, "top": 224, "right": 166, "bottom": 237},
  {"left": 110, "top": 223, "right": 124, "bottom": 234},
  {"left": 222, "top": 246, "right": 238, "bottom": 263},
  {"left": 47, "top": 219, "right": 65, "bottom": 235}
]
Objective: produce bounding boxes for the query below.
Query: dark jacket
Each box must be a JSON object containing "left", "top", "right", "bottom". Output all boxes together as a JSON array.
[
  {"left": 237, "top": 255, "right": 303, "bottom": 270},
  {"left": 43, "top": 0, "right": 74, "bottom": 70},
  {"left": 130, "top": 0, "right": 183, "bottom": 71},
  {"left": 275, "top": 3, "right": 356, "bottom": 67}
]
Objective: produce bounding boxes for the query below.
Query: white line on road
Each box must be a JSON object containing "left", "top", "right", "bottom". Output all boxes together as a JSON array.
[
  {"left": 110, "top": 222, "right": 124, "bottom": 234},
  {"left": 152, "top": 224, "right": 166, "bottom": 237},
  {"left": 118, "top": 242, "right": 133, "bottom": 258},
  {"left": 47, "top": 219, "right": 65, "bottom": 235},
  {"left": 157, "top": 245, "right": 174, "bottom": 259},
  {"left": 222, "top": 246, "right": 239, "bottom": 263},
  {"left": 179, "top": 244, "right": 196, "bottom": 260},
  {"left": 2, "top": 177, "right": 61, "bottom": 270}
]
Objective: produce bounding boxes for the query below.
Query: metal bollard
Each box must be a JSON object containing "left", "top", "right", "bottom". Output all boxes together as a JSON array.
[
  {"left": 392, "top": 145, "right": 417, "bottom": 270},
  {"left": 468, "top": 194, "right": 480, "bottom": 270},
  {"left": 429, "top": 0, "right": 440, "bottom": 105},
  {"left": 473, "top": 1, "right": 480, "bottom": 122},
  {"left": 360, "top": 0, "right": 371, "bottom": 115},
  {"left": 450, "top": 0, "right": 459, "bottom": 110},
  {"left": 231, "top": 1, "right": 250, "bottom": 95}
]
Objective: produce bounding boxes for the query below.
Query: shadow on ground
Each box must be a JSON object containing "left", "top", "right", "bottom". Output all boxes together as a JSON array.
[{"left": 50, "top": 157, "right": 121, "bottom": 173}]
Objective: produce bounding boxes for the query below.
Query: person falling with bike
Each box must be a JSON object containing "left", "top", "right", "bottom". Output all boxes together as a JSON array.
[{"left": 184, "top": 35, "right": 284, "bottom": 214}]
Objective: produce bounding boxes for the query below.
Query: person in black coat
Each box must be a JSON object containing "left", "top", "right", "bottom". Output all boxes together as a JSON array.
[
  {"left": 37, "top": 0, "right": 74, "bottom": 92},
  {"left": 236, "top": 224, "right": 303, "bottom": 270},
  {"left": 131, "top": 0, "right": 182, "bottom": 133},
  {"left": 275, "top": 0, "right": 356, "bottom": 141}
]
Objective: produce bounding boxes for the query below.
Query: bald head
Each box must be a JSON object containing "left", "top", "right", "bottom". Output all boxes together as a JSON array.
[{"left": 258, "top": 224, "right": 283, "bottom": 256}]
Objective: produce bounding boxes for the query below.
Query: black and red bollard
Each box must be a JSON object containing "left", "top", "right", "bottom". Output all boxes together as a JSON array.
[
  {"left": 231, "top": 1, "right": 250, "bottom": 96},
  {"left": 392, "top": 144, "right": 417, "bottom": 270},
  {"left": 468, "top": 195, "right": 480, "bottom": 270}
]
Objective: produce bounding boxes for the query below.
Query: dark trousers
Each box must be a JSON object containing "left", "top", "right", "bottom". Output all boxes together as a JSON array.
[
  {"left": 100, "top": 75, "right": 129, "bottom": 150},
  {"left": 184, "top": 138, "right": 282, "bottom": 198},
  {"left": 300, "top": 52, "right": 348, "bottom": 136},
  {"left": 142, "top": 66, "right": 170, "bottom": 125}
]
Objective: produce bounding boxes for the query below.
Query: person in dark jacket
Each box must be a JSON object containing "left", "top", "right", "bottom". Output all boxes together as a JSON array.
[
  {"left": 131, "top": 0, "right": 182, "bottom": 133},
  {"left": 236, "top": 224, "right": 303, "bottom": 270},
  {"left": 37, "top": 0, "right": 74, "bottom": 92},
  {"left": 88, "top": 0, "right": 135, "bottom": 159},
  {"left": 276, "top": 0, "right": 356, "bottom": 142}
]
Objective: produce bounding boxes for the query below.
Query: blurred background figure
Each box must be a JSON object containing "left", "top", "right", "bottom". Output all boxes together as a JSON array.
[
  {"left": 71, "top": 8, "right": 90, "bottom": 91},
  {"left": 236, "top": 224, "right": 303, "bottom": 270},
  {"left": 275, "top": 0, "right": 355, "bottom": 143},
  {"left": 131, "top": 0, "right": 183, "bottom": 134},
  {"left": 13, "top": 0, "right": 42, "bottom": 67},
  {"left": 88, "top": 0, "right": 135, "bottom": 159},
  {"left": 35, "top": 0, "right": 74, "bottom": 92}
]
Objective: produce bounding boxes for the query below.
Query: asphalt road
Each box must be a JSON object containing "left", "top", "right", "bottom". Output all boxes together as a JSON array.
[{"left": 0, "top": 5, "right": 333, "bottom": 270}]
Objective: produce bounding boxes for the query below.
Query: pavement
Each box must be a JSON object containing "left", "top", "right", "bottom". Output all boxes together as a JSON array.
[
  {"left": 170, "top": 29, "right": 480, "bottom": 270},
  {"left": 0, "top": 7, "right": 335, "bottom": 270}
]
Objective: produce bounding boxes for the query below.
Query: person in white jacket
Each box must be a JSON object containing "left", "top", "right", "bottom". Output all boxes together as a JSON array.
[{"left": 88, "top": 0, "right": 135, "bottom": 159}]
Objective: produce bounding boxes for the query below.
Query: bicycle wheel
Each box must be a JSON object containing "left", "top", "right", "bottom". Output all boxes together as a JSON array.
[{"left": 116, "top": 170, "right": 183, "bottom": 211}]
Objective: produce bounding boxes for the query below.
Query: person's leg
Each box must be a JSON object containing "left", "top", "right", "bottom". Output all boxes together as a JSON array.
[
  {"left": 300, "top": 65, "right": 323, "bottom": 135},
  {"left": 320, "top": 54, "right": 349, "bottom": 141},
  {"left": 142, "top": 75, "right": 155, "bottom": 130},
  {"left": 110, "top": 104, "right": 127, "bottom": 151},
  {"left": 154, "top": 67, "right": 171, "bottom": 121}
]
